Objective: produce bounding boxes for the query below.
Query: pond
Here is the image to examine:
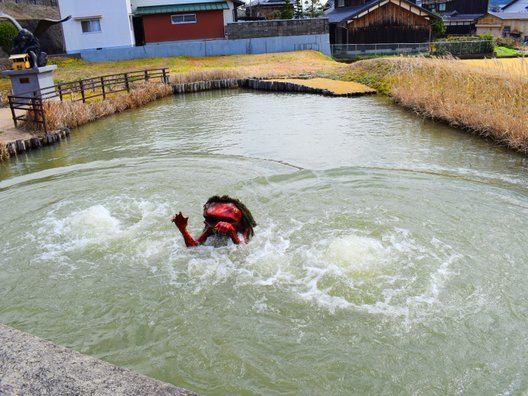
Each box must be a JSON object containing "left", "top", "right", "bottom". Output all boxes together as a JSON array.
[{"left": 1, "top": 90, "right": 528, "bottom": 394}]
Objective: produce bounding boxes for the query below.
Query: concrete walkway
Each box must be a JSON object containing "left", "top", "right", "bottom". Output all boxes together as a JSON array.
[
  {"left": 0, "top": 107, "right": 35, "bottom": 145},
  {"left": 0, "top": 324, "right": 197, "bottom": 395}
]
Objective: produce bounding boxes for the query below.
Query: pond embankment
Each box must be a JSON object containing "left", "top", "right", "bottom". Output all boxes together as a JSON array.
[{"left": 0, "top": 323, "right": 196, "bottom": 395}]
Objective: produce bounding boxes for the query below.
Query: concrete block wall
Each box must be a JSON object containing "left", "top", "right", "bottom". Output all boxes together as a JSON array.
[
  {"left": 225, "top": 18, "right": 329, "bottom": 39},
  {"left": 80, "top": 34, "right": 331, "bottom": 62}
]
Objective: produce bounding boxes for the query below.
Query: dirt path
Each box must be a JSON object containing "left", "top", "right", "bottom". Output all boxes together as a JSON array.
[
  {"left": 0, "top": 107, "right": 35, "bottom": 145},
  {"left": 267, "top": 78, "right": 376, "bottom": 95}
]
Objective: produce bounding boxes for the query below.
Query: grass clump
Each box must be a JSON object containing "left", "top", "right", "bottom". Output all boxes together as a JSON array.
[
  {"left": 0, "top": 143, "right": 8, "bottom": 161},
  {"left": 38, "top": 82, "right": 172, "bottom": 131}
]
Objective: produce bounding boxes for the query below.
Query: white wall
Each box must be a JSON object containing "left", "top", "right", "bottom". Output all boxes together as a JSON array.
[
  {"left": 58, "top": 0, "right": 135, "bottom": 53},
  {"left": 503, "top": 0, "right": 528, "bottom": 12}
]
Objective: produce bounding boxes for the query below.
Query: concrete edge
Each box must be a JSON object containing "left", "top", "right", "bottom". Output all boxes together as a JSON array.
[{"left": 0, "top": 323, "right": 197, "bottom": 396}]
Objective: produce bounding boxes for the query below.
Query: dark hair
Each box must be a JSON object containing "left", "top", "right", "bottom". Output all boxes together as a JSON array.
[{"left": 205, "top": 195, "right": 257, "bottom": 237}]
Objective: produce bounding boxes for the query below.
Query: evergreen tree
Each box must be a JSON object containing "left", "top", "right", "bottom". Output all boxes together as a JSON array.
[
  {"left": 279, "top": 0, "right": 294, "bottom": 19},
  {"left": 304, "top": 0, "right": 324, "bottom": 17}
]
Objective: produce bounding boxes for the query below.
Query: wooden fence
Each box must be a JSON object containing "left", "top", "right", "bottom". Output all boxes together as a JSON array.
[{"left": 8, "top": 68, "right": 170, "bottom": 134}]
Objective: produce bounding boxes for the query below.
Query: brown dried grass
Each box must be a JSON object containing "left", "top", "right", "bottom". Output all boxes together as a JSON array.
[
  {"left": 171, "top": 69, "right": 244, "bottom": 84},
  {"left": 42, "top": 82, "right": 172, "bottom": 131},
  {"left": 0, "top": 143, "right": 8, "bottom": 161}
]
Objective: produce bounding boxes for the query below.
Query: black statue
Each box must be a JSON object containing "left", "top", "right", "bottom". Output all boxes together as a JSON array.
[{"left": 0, "top": 12, "right": 71, "bottom": 68}]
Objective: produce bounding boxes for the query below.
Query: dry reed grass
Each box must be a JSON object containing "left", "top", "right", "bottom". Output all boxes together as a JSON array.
[
  {"left": 171, "top": 69, "right": 244, "bottom": 84},
  {"left": 41, "top": 82, "right": 172, "bottom": 131},
  {"left": 169, "top": 66, "right": 301, "bottom": 84},
  {"left": 461, "top": 58, "right": 528, "bottom": 76},
  {"left": 0, "top": 143, "right": 8, "bottom": 161},
  {"left": 347, "top": 57, "right": 528, "bottom": 153}
]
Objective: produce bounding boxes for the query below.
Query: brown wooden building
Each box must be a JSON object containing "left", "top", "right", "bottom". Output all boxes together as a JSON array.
[
  {"left": 326, "top": 0, "right": 436, "bottom": 44},
  {"left": 476, "top": 12, "right": 528, "bottom": 43}
]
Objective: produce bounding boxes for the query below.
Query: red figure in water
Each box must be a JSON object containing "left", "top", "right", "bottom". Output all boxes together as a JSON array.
[{"left": 171, "top": 195, "right": 257, "bottom": 247}]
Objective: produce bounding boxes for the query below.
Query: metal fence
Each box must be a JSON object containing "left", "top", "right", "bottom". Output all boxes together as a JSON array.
[
  {"left": 331, "top": 42, "right": 431, "bottom": 59},
  {"left": 0, "top": 0, "right": 57, "bottom": 5},
  {"left": 331, "top": 40, "right": 493, "bottom": 59}
]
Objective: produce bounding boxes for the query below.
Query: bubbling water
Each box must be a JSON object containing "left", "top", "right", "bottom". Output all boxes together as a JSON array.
[{"left": 325, "top": 234, "right": 386, "bottom": 274}]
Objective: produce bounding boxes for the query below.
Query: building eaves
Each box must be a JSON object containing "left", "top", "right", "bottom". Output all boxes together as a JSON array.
[
  {"left": 135, "top": 1, "right": 230, "bottom": 15},
  {"left": 489, "top": 11, "right": 528, "bottom": 19}
]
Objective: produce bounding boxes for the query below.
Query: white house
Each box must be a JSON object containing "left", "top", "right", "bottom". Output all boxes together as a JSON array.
[
  {"left": 58, "top": 0, "right": 136, "bottom": 53},
  {"left": 58, "top": 0, "right": 242, "bottom": 53}
]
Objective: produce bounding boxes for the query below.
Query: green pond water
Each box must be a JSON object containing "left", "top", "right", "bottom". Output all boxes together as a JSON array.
[{"left": 1, "top": 90, "right": 528, "bottom": 395}]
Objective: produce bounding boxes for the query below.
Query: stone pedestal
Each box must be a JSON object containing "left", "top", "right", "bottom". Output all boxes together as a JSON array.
[{"left": 1, "top": 65, "right": 57, "bottom": 98}]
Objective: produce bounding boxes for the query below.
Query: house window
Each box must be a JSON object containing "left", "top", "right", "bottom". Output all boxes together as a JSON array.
[
  {"left": 171, "top": 14, "right": 197, "bottom": 24},
  {"left": 438, "top": 3, "right": 446, "bottom": 11},
  {"left": 81, "top": 19, "right": 101, "bottom": 33},
  {"left": 337, "top": 0, "right": 344, "bottom": 7}
]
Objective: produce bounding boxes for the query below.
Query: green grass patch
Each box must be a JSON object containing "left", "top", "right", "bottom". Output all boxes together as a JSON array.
[{"left": 494, "top": 46, "right": 521, "bottom": 57}]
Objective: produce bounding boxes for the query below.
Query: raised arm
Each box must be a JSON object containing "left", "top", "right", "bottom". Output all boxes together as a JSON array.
[{"left": 171, "top": 212, "right": 212, "bottom": 247}]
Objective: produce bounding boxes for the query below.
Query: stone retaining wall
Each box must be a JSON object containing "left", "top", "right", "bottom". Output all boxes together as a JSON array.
[
  {"left": 225, "top": 18, "right": 329, "bottom": 40},
  {"left": 4, "top": 127, "right": 70, "bottom": 157}
]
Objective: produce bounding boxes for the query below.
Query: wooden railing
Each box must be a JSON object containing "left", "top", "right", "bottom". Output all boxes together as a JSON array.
[
  {"left": 9, "top": 96, "right": 47, "bottom": 134},
  {"left": 8, "top": 68, "right": 170, "bottom": 134}
]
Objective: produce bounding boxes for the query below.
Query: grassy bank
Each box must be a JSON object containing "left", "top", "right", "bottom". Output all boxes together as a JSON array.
[{"left": 339, "top": 57, "right": 528, "bottom": 153}]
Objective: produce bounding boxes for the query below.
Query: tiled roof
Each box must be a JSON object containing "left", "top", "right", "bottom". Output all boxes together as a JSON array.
[
  {"left": 442, "top": 13, "right": 485, "bottom": 22},
  {"left": 489, "top": 11, "right": 528, "bottom": 19},
  {"left": 135, "top": 1, "right": 230, "bottom": 15},
  {"left": 325, "top": 4, "right": 365, "bottom": 23}
]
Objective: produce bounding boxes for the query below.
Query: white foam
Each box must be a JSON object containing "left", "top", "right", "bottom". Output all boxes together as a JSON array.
[
  {"left": 325, "top": 234, "right": 386, "bottom": 274},
  {"left": 68, "top": 205, "right": 122, "bottom": 239}
]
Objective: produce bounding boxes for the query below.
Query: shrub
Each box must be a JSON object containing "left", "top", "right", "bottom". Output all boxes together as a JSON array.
[
  {"left": 0, "top": 22, "right": 18, "bottom": 53},
  {"left": 431, "top": 14, "right": 446, "bottom": 39},
  {"left": 0, "top": 144, "right": 8, "bottom": 162},
  {"left": 495, "top": 36, "right": 518, "bottom": 49}
]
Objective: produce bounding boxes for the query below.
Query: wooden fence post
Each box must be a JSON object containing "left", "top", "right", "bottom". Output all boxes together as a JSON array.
[
  {"left": 39, "top": 98, "right": 48, "bottom": 135},
  {"left": 80, "top": 80, "right": 85, "bottom": 103},
  {"left": 101, "top": 76, "right": 106, "bottom": 99},
  {"left": 125, "top": 73, "right": 130, "bottom": 92},
  {"left": 8, "top": 97, "right": 17, "bottom": 128}
]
